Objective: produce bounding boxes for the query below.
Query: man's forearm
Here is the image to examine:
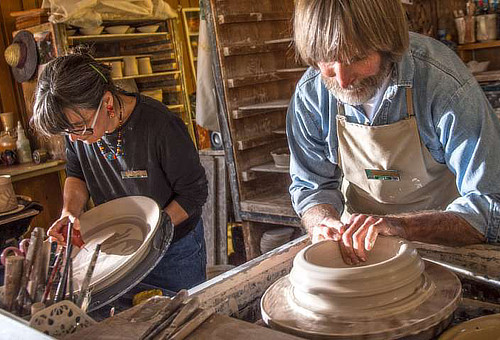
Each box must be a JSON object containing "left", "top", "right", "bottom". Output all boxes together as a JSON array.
[
  {"left": 386, "top": 211, "right": 485, "bottom": 246},
  {"left": 62, "top": 177, "right": 89, "bottom": 218},
  {"left": 301, "top": 204, "right": 341, "bottom": 234}
]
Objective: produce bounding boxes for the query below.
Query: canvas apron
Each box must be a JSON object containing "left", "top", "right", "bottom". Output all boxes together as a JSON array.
[{"left": 336, "top": 88, "right": 459, "bottom": 220}]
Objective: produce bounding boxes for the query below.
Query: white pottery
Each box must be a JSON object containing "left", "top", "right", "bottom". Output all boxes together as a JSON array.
[
  {"left": 0, "top": 175, "right": 18, "bottom": 213},
  {"left": 71, "top": 196, "right": 161, "bottom": 294},
  {"left": 137, "top": 25, "right": 160, "bottom": 33},
  {"left": 122, "top": 56, "right": 139, "bottom": 77},
  {"left": 105, "top": 25, "right": 130, "bottom": 35},
  {"left": 110, "top": 60, "right": 123, "bottom": 78},
  {"left": 138, "top": 57, "right": 153, "bottom": 75},
  {"left": 261, "top": 236, "right": 462, "bottom": 339},
  {"left": 79, "top": 26, "right": 104, "bottom": 36}
]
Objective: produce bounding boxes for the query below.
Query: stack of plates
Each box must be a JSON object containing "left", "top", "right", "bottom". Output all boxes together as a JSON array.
[{"left": 260, "top": 227, "right": 295, "bottom": 254}]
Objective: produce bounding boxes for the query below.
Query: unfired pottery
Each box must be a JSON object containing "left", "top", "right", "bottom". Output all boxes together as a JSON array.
[
  {"left": 261, "top": 237, "right": 462, "bottom": 339},
  {"left": 0, "top": 175, "right": 18, "bottom": 213},
  {"left": 438, "top": 313, "right": 500, "bottom": 340},
  {"left": 71, "top": 196, "right": 162, "bottom": 294}
]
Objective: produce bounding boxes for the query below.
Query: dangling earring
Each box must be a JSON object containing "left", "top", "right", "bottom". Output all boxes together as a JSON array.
[{"left": 107, "top": 103, "right": 115, "bottom": 118}]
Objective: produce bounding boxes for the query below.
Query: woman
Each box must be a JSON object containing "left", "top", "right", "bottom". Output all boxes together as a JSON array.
[{"left": 32, "top": 52, "right": 208, "bottom": 291}]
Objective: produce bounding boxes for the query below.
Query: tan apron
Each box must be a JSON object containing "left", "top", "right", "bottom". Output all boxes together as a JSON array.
[{"left": 336, "top": 88, "right": 459, "bottom": 218}]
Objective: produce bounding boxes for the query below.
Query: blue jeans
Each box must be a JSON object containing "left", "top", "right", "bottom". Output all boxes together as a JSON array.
[{"left": 142, "top": 219, "right": 207, "bottom": 292}]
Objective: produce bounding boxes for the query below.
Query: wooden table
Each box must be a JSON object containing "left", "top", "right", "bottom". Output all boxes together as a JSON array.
[{"left": 0, "top": 160, "right": 66, "bottom": 231}]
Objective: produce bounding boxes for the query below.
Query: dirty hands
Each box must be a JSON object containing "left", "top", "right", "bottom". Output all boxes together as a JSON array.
[
  {"left": 306, "top": 209, "right": 407, "bottom": 265},
  {"left": 47, "top": 214, "right": 85, "bottom": 248}
]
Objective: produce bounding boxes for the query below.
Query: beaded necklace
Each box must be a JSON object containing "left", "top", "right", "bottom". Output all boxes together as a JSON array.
[{"left": 97, "top": 102, "right": 123, "bottom": 160}]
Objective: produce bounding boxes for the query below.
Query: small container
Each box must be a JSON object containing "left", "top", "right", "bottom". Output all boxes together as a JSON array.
[
  {"left": 137, "top": 57, "right": 153, "bottom": 75},
  {"left": 476, "top": 14, "right": 497, "bottom": 41},
  {"left": 271, "top": 147, "right": 290, "bottom": 168},
  {"left": 16, "top": 121, "right": 32, "bottom": 164}
]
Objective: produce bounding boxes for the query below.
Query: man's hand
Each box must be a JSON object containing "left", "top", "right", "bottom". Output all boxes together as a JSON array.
[
  {"left": 310, "top": 216, "right": 346, "bottom": 243},
  {"left": 340, "top": 213, "right": 406, "bottom": 265}
]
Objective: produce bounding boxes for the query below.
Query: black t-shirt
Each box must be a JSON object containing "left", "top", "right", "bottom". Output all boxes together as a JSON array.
[{"left": 65, "top": 93, "right": 208, "bottom": 241}]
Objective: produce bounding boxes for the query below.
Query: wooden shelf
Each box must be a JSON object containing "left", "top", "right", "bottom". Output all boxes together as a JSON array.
[
  {"left": 112, "top": 70, "right": 180, "bottom": 81},
  {"left": 167, "top": 104, "right": 184, "bottom": 111},
  {"left": 227, "top": 68, "right": 305, "bottom": 88},
  {"left": 217, "top": 12, "right": 293, "bottom": 24},
  {"left": 458, "top": 40, "right": 500, "bottom": 51},
  {"left": 240, "top": 191, "right": 296, "bottom": 218},
  {"left": 474, "top": 69, "right": 500, "bottom": 82},
  {"left": 222, "top": 38, "right": 292, "bottom": 57},
  {"left": 68, "top": 32, "right": 169, "bottom": 43},
  {"left": 251, "top": 162, "right": 289, "bottom": 173},
  {"left": 189, "top": 31, "right": 199, "bottom": 36},
  {"left": 272, "top": 128, "right": 286, "bottom": 135},
  {"left": 236, "top": 135, "right": 286, "bottom": 151},
  {"left": 232, "top": 99, "right": 290, "bottom": 119},
  {"left": 95, "top": 54, "right": 152, "bottom": 61}
]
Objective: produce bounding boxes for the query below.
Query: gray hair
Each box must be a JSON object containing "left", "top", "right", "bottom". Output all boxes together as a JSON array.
[
  {"left": 294, "top": 0, "right": 409, "bottom": 68},
  {"left": 31, "top": 51, "right": 123, "bottom": 136}
]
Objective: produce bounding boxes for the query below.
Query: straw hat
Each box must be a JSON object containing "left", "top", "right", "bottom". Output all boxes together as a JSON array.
[{"left": 4, "top": 30, "right": 38, "bottom": 82}]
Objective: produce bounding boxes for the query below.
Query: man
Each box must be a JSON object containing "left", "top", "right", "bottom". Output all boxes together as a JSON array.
[{"left": 287, "top": 0, "right": 500, "bottom": 265}]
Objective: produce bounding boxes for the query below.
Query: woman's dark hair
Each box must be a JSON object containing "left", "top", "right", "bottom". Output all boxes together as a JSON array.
[{"left": 31, "top": 49, "right": 123, "bottom": 136}]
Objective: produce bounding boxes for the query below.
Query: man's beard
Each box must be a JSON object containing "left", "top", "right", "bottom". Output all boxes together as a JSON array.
[{"left": 322, "top": 59, "right": 393, "bottom": 105}]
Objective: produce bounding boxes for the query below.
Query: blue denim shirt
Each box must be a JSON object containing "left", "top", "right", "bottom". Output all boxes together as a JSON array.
[{"left": 287, "top": 32, "right": 500, "bottom": 242}]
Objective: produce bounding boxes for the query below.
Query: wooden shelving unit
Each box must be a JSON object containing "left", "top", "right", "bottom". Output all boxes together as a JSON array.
[
  {"left": 457, "top": 39, "right": 500, "bottom": 83},
  {"left": 65, "top": 20, "right": 198, "bottom": 146},
  {"left": 181, "top": 7, "right": 200, "bottom": 85},
  {"left": 203, "top": 0, "right": 304, "bottom": 260}
]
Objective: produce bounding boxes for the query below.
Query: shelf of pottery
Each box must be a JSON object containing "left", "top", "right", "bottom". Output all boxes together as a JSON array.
[
  {"left": 181, "top": 8, "right": 200, "bottom": 84},
  {"left": 65, "top": 20, "right": 197, "bottom": 145}
]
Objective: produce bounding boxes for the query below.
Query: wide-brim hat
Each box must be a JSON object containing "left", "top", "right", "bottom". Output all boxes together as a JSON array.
[{"left": 4, "top": 30, "right": 38, "bottom": 82}]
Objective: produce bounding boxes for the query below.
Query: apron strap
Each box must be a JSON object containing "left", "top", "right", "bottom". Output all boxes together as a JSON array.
[
  {"left": 338, "top": 101, "right": 345, "bottom": 116},
  {"left": 406, "top": 87, "right": 414, "bottom": 118}
]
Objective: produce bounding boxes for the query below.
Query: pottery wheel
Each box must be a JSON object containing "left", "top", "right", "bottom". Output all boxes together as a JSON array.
[{"left": 261, "top": 261, "right": 461, "bottom": 340}]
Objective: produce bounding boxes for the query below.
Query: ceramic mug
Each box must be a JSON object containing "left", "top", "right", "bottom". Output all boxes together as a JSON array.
[
  {"left": 0, "top": 112, "right": 14, "bottom": 132},
  {"left": 110, "top": 60, "right": 123, "bottom": 78},
  {"left": 137, "top": 57, "right": 153, "bottom": 75},
  {"left": 123, "top": 56, "right": 139, "bottom": 77},
  {"left": 0, "top": 175, "right": 18, "bottom": 213}
]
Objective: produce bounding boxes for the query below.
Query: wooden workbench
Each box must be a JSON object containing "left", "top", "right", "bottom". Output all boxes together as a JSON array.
[{"left": 67, "top": 237, "right": 500, "bottom": 339}]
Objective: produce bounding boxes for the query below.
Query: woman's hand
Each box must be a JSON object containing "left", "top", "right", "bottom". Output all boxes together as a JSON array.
[{"left": 47, "top": 214, "right": 85, "bottom": 248}]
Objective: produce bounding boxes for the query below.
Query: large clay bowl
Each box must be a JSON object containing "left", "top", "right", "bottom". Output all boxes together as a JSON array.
[
  {"left": 289, "top": 237, "right": 427, "bottom": 316},
  {"left": 71, "top": 196, "right": 162, "bottom": 293},
  {"left": 261, "top": 237, "right": 462, "bottom": 339}
]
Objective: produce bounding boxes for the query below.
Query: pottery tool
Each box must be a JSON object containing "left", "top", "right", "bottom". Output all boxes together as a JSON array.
[
  {"left": 54, "top": 222, "right": 74, "bottom": 302},
  {"left": 28, "top": 227, "right": 45, "bottom": 302},
  {"left": 422, "top": 257, "right": 500, "bottom": 289},
  {"left": 2, "top": 255, "right": 24, "bottom": 311},
  {"left": 140, "top": 289, "right": 188, "bottom": 340},
  {"left": 67, "top": 259, "right": 74, "bottom": 303},
  {"left": 168, "top": 308, "right": 215, "bottom": 340},
  {"left": 41, "top": 247, "right": 64, "bottom": 304},
  {"left": 16, "top": 228, "right": 42, "bottom": 313},
  {"left": 157, "top": 297, "right": 200, "bottom": 338},
  {"left": 76, "top": 243, "right": 101, "bottom": 308}
]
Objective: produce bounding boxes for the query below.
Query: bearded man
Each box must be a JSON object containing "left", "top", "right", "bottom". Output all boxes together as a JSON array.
[{"left": 287, "top": 0, "right": 500, "bottom": 264}]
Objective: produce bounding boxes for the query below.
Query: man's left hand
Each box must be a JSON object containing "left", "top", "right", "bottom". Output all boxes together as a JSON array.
[{"left": 339, "top": 213, "right": 407, "bottom": 265}]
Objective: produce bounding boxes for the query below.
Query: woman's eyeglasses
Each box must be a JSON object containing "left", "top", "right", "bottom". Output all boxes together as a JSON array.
[{"left": 64, "top": 99, "right": 104, "bottom": 136}]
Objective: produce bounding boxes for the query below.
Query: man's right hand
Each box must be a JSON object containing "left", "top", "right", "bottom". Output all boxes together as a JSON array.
[{"left": 47, "top": 214, "right": 84, "bottom": 248}]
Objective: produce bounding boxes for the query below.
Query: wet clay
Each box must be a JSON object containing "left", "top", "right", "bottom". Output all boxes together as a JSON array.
[{"left": 261, "top": 237, "right": 461, "bottom": 339}]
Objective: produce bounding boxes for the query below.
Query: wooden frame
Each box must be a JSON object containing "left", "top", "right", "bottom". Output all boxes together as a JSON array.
[{"left": 202, "top": 0, "right": 301, "bottom": 230}]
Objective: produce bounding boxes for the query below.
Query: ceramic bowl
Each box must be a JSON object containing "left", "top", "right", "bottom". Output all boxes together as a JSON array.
[
  {"left": 105, "top": 25, "right": 130, "bottom": 34},
  {"left": 80, "top": 26, "right": 104, "bottom": 36},
  {"left": 289, "top": 237, "right": 428, "bottom": 316},
  {"left": 137, "top": 24, "right": 160, "bottom": 33},
  {"left": 271, "top": 147, "right": 290, "bottom": 168}
]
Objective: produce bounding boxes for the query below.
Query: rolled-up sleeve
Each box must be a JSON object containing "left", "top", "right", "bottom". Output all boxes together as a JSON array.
[
  {"left": 160, "top": 117, "right": 208, "bottom": 217},
  {"left": 439, "top": 79, "right": 500, "bottom": 243},
  {"left": 286, "top": 87, "right": 344, "bottom": 217}
]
